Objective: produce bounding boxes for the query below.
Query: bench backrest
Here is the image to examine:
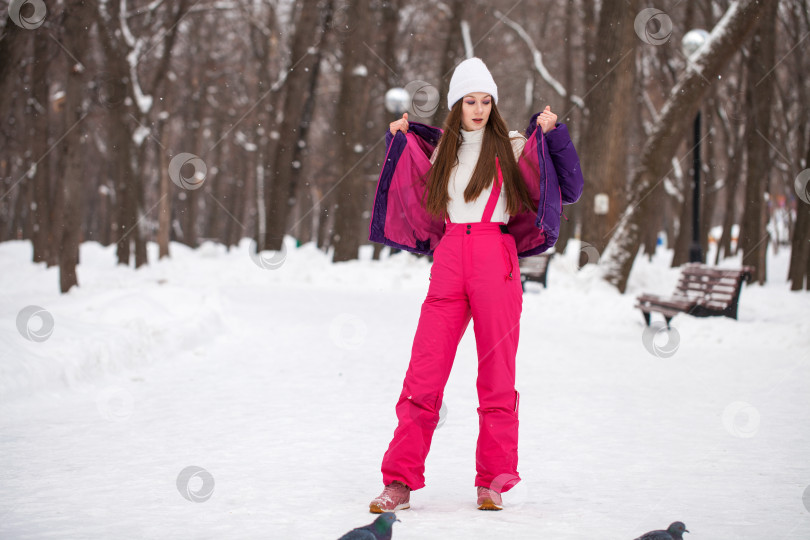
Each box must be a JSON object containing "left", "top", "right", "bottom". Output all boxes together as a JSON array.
[
  {"left": 519, "top": 253, "right": 551, "bottom": 273},
  {"left": 673, "top": 264, "right": 753, "bottom": 308}
]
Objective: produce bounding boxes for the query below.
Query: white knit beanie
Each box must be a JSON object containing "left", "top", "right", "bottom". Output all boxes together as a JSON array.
[{"left": 447, "top": 57, "right": 498, "bottom": 110}]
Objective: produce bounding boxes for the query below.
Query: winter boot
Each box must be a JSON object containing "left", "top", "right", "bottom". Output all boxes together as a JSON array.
[
  {"left": 476, "top": 486, "right": 503, "bottom": 511},
  {"left": 369, "top": 481, "right": 411, "bottom": 513}
]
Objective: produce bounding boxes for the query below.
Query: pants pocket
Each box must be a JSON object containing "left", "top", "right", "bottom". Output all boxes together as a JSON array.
[{"left": 500, "top": 235, "right": 518, "bottom": 281}]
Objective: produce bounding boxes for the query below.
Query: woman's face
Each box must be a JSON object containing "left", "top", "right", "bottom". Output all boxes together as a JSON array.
[{"left": 460, "top": 92, "right": 492, "bottom": 131}]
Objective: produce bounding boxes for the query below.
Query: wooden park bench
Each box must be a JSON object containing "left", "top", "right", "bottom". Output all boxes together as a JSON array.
[
  {"left": 635, "top": 263, "right": 755, "bottom": 328},
  {"left": 520, "top": 253, "right": 554, "bottom": 292}
]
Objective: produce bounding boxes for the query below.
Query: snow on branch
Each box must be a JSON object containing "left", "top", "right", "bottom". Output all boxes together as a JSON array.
[
  {"left": 119, "top": 0, "right": 137, "bottom": 48},
  {"left": 119, "top": 0, "right": 154, "bottom": 114},
  {"left": 598, "top": 0, "right": 770, "bottom": 293},
  {"left": 461, "top": 20, "right": 473, "bottom": 58},
  {"left": 144, "top": 0, "right": 167, "bottom": 15},
  {"left": 188, "top": 2, "right": 243, "bottom": 15},
  {"left": 495, "top": 10, "right": 583, "bottom": 108}
]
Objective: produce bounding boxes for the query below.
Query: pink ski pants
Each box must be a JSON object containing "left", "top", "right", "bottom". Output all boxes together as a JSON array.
[{"left": 381, "top": 221, "right": 522, "bottom": 493}]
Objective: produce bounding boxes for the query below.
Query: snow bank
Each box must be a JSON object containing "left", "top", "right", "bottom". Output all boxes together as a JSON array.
[{"left": 0, "top": 238, "right": 807, "bottom": 539}]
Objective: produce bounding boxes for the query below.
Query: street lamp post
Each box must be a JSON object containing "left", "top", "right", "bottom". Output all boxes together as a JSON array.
[
  {"left": 382, "top": 88, "right": 410, "bottom": 257},
  {"left": 384, "top": 87, "right": 410, "bottom": 117},
  {"left": 682, "top": 29, "right": 709, "bottom": 264},
  {"left": 689, "top": 109, "right": 703, "bottom": 263}
]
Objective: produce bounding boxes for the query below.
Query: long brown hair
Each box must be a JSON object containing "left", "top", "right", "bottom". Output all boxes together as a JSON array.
[{"left": 423, "top": 101, "right": 535, "bottom": 218}]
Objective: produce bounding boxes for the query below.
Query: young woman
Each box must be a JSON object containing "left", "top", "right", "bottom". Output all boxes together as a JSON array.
[{"left": 368, "top": 57, "right": 584, "bottom": 512}]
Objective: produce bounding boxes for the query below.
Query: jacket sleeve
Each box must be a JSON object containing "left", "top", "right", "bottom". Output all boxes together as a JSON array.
[
  {"left": 544, "top": 123, "right": 584, "bottom": 204},
  {"left": 368, "top": 124, "right": 445, "bottom": 255},
  {"left": 525, "top": 114, "right": 584, "bottom": 205}
]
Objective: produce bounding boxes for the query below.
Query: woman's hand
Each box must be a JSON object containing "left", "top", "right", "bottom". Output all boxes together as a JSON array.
[
  {"left": 536, "top": 106, "right": 557, "bottom": 134},
  {"left": 389, "top": 112, "right": 409, "bottom": 135}
]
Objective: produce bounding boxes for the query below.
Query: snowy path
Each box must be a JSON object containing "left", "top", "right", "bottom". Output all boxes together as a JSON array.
[{"left": 1, "top": 240, "right": 808, "bottom": 539}]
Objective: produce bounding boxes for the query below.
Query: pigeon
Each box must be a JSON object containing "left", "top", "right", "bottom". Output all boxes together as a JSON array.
[
  {"left": 634, "top": 521, "right": 690, "bottom": 540},
  {"left": 337, "top": 512, "right": 400, "bottom": 540}
]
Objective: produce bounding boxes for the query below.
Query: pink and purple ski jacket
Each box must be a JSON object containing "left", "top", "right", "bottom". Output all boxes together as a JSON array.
[{"left": 369, "top": 112, "right": 585, "bottom": 257}]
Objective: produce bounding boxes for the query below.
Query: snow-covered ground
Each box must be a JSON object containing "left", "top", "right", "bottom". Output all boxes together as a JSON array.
[{"left": 1, "top": 238, "right": 808, "bottom": 539}]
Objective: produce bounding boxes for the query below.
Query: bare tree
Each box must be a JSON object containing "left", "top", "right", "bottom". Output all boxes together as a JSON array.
[
  {"left": 3, "top": 0, "right": 807, "bottom": 294},
  {"left": 265, "top": 0, "right": 332, "bottom": 251},
  {"left": 739, "top": 0, "right": 778, "bottom": 284},
  {"left": 29, "top": 24, "right": 54, "bottom": 265},
  {"left": 600, "top": 0, "right": 771, "bottom": 293},
  {"left": 787, "top": 0, "right": 810, "bottom": 290},
  {"left": 714, "top": 53, "right": 748, "bottom": 265},
  {"left": 331, "top": 0, "right": 374, "bottom": 262},
  {"left": 95, "top": 0, "right": 188, "bottom": 267},
  {"left": 59, "top": 0, "right": 92, "bottom": 292},
  {"left": 577, "top": 0, "right": 639, "bottom": 266}
]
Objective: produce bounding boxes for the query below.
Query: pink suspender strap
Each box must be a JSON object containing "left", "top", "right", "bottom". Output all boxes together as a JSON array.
[
  {"left": 480, "top": 157, "right": 503, "bottom": 223},
  {"left": 445, "top": 157, "right": 504, "bottom": 224}
]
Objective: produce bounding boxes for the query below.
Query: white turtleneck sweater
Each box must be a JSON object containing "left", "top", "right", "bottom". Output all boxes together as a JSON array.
[{"left": 431, "top": 127, "right": 527, "bottom": 224}]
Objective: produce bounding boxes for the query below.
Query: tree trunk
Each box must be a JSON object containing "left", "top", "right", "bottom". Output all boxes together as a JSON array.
[
  {"left": 431, "top": 0, "right": 465, "bottom": 125},
  {"left": 671, "top": 150, "right": 693, "bottom": 266},
  {"left": 204, "top": 114, "right": 226, "bottom": 241},
  {"left": 600, "top": 0, "right": 770, "bottom": 293},
  {"left": 715, "top": 63, "right": 747, "bottom": 265},
  {"left": 637, "top": 113, "right": 659, "bottom": 261},
  {"left": 788, "top": 144, "right": 810, "bottom": 290},
  {"left": 281, "top": 7, "right": 330, "bottom": 243},
  {"left": 0, "top": 18, "right": 32, "bottom": 244},
  {"left": 0, "top": 11, "right": 29, "bottom": 96},
  {"left": 264, "top": 0, "right": 329, "bottom": 251},
  {"left": 789, "top": 188, "right": 810, "bottom": 290},
  {"left": 371, "top": 0, "right": 402, "bottom": 261},
  {"left": 227, "top": 145, "right": 247, "bottom": 248},
  {"left": 330, "top": 0, "right": 373, "bottom": 262},
  {"left": 715, "top": 133, "right": 745, "bottom": 264},
  {"left": 554, "top": 0, "right": 578, "bottom": 257},
  {"left": 786, "top": 0, "right": 810, "bottom": 290},
  {"left": 739, "top": 0, "right": 778, "bottom": 285},
  {"left": 104, "top": 97, "right": 136, "bottom": 264},
  {"left": 31, "top": 31, "right": 52, "bottom": 264},
  {"left": 132, "top": 140, "right": 148, "bottom": 267},
  {"left": 59, "top": 0, "right": 91, "bottom": 293},
  {"left": 158, "top": 121, "right": 171, "bottom": 259},
  {"left": 577, "top": 0, "right": 639, "bottom": 267},
  {"left": 581, "top": 0, "right": 596, "bottom": 104},
  {"left": 93, "top": 5, "right": 138, "bottom": 266},
  {"left": 242, "top": 1, "right": 278, "bottom": 251},
  {"left": 94, "top": 0, "right": 187, "bottom": 265},
  {"left": 701, "top": 100, "right": 720, "bottom": 261}
]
